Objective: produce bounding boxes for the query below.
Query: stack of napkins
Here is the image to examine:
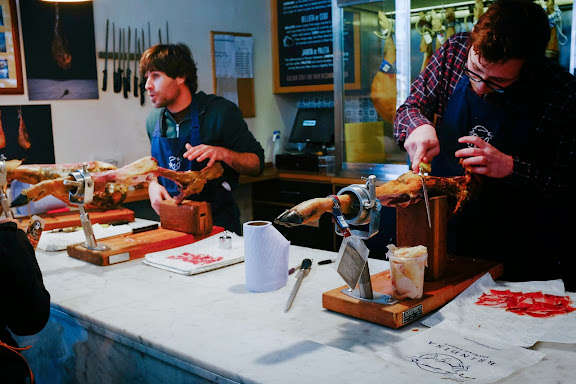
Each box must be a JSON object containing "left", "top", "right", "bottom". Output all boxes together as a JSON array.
[{"left": 143, "top": 232, "right": 244, "bottom": 275}]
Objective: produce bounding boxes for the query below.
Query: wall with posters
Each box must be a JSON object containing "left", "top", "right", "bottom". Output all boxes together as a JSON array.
[{"left": 2, "top": 0, "right": 295, "bottom": 167}]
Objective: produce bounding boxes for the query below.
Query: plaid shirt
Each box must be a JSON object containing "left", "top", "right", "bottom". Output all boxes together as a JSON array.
[{"left": 394, "top": 33, "right": 576, "bottom": 197}]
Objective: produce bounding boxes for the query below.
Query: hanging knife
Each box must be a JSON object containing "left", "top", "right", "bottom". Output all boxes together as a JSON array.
[
  {"left": 419, "top": 164, "right": 432, "bottom": 228},
  {"left": 122, "top": 29, "right": 129, "bottom": 98},
  {"left": 158, "top": 28, "right": 162, "bottom": 45},
  {"left": 125, "top": 28, "right": 132, "bottom": 95},
  {"left": 114, "top": 26, "right": 122, "bottom": 93},
  {"left": 112, "top": 23, "right": 120, "bottom": 93},
  {"left": 133, "top": 34, "right": 139, "bottom": 98},
  {"left": 166, "top": 20, "right": 169, "bottom": 43},
  {"left": 102, "top": 19, "right": 109, "bottom": 91},
  {"left": 148, "top": 22, "right": 151, "bottom": 47},
  {"left": 284, "top": 258, "right": 312, "bottom": 312},
  {"left": 140, "top": 28, "right": 146, "bottom": 106}
]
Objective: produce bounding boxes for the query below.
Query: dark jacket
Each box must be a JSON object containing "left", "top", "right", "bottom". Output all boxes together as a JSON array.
[{"left": 0, "top": 221, "right": 50, "bottom": 381}]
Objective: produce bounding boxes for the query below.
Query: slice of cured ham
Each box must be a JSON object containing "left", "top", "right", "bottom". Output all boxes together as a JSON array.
[{"left": 476, "top": 289, "right": 576, "bottom": 318}]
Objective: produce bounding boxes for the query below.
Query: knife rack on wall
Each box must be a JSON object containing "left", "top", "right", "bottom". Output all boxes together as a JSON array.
[{"left": 97, "top": 20, "right": 169, "bottom": 105}]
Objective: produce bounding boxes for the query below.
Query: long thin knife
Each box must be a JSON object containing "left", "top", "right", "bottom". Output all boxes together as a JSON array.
[
  {"left": 284, "top": 258, "right": 312, "bottom": 312},
  {"left": 419, "top": 167, "right": 432, "bottom": 228},
  {"left": 102, "top": 19, "right": 109, "bottom": 91}
]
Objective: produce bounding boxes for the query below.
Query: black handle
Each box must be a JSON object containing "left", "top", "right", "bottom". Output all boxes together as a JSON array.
[
  {"left": 125, "top": 69, "right": 131, "bottom": 92},
  {"left": 102, "top": 69, "right": 107, "bottom": 91},
  {"left": 113, "top": 70, "right": 122, "bottom": 93},
  {"left": 133, "top": 76, "right": 138, "bottom": 97},
  {"left": 123, "top": 77, "right": 128, "bottom": 98},
  {"left": 140, "top": 83, "right": 145, "bottom": 105}
]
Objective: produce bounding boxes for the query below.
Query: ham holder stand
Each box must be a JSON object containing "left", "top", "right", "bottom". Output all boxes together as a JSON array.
[
  {"left": 322, "top": 174, "right": 504, "bottom": 328},
  {"left": 64, "top": 164, "right": 222, "bottom": 266}
]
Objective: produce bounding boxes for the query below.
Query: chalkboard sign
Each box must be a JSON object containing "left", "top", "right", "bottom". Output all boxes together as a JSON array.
[{"left": 272, "top": 0, "right": 359, "bottom": 93}]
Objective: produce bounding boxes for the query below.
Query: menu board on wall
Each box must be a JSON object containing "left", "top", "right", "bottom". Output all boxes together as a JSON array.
[{"left": 272, "top": 0, "right": 359, "bottom": 93}]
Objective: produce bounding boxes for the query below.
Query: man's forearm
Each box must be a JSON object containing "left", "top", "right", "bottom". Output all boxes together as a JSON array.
[{"left": 224, "top": 150, "right": 262, "bottom": 176}]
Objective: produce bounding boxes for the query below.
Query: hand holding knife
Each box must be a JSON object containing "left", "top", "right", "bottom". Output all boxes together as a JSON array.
[{"left": 284, "top": 258, "right": 312, "bottom": 312}]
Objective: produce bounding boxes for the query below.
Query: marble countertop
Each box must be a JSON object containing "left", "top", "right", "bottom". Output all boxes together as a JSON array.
[{"left": 35, "top": 237, "right": 575, "bottom": 384}]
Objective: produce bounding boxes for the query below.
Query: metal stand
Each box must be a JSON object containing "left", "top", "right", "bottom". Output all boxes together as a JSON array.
[
  {"left": 0, "top": 155, "right": 14, "bottom": 219},
  {"left": 334, "top": 175, "right": 383, "bottom": 301},
  {"left": 64, "top": 164, "right": 110, "bottom": 251}
]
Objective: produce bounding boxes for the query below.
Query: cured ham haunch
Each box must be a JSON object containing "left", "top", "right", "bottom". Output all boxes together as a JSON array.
[
  {"left": 275, "top": 171, "right": 474, "bottom": 227},
  {"left": 10, "top": 156, "right": 223, "bottom": 210},
  {"left": 7, "top": 160, "right": 116, "bottom": 185}
]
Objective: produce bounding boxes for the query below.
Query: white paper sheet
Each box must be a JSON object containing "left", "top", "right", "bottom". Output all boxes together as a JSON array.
[
  {"left": 144, "top": 232, "right": 244, "bottom": 275},
  {"left": 422, "top": 273, "right": 575, "bottom": 347},
  {"left": 37, "top": 223, "right": 132, "bottom": 252},
  {"left": 376, "top": 323, "right": 545, "bottom": 384}
]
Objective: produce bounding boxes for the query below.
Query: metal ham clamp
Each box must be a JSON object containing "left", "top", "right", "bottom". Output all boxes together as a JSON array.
[
  {"left": 335, "top": 175, "right": 381, "bottom": 239},
  {"left": 0, "top": 154, "right": 14, "bottom": 218},
  {"left": 64, "top": 164, "right": 110, "bottom": 251}
]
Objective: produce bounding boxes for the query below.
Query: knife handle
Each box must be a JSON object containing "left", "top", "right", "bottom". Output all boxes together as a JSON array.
[
  {"left": 102, "top": 70, "right": 107, "bottom": 91},
  {"left": 133, "top": 76, "right": 139, "bottom": 97}
]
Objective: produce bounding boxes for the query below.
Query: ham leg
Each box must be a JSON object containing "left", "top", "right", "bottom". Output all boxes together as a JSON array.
[
  {"left": 10, "top": 156, "right": 224, "bottom": 210},
  {"left": 275, "top": 171, "right": 475, "bottom": 227}
]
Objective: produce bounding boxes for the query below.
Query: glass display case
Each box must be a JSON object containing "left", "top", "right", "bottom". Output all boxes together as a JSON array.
[{"left": 332, "top": 0, "right": 574, "bottom": 179}]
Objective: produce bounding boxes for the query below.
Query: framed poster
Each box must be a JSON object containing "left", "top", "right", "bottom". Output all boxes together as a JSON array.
[
  {"left": 0, "top": 0, "right": 23, "bottom": 94},
  {"left": 19, "top": 0, "right": 98, "bottom": 100}
]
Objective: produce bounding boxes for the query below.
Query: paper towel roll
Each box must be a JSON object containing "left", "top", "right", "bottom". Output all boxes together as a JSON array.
[{"left": 243, "top": 221, "right": 290, "bottom": 292}]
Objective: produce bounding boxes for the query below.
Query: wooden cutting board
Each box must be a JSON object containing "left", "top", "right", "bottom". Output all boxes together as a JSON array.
[
  {"left": 20, "top": 208, "right": 135, "bottom": 231},
  {"left": 67, "top": 226, "right": 225, "bottom": 266},
  {"left": 322, "top": 256, "right": 504, "bottom": 329}
]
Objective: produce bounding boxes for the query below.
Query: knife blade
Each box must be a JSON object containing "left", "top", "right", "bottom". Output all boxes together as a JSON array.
[
  {"left": 419, "top": 168, "right": 432, "bottom": 228},
  {"left": 284, "top": 258, "right": 312, "bottom": 312},
  {"left": 125, "top": 27, "right": 132, "bottom": 95}
]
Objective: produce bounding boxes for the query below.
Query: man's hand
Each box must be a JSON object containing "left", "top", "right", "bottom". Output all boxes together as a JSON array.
[
  {"left": 148, "top": 178, "right": 173, "bottom": 215},
  {"left": 183, "top": 143, "right": 261, "bottom": 176},
  {"left": 455, "top": 136, "right": 513, "bottom": 178},
  {"left": 183, "top": 143, "right": 229, "bottom": 168},
  {"left": 404, "top": 124, "right": 440, "bottom": 172}
]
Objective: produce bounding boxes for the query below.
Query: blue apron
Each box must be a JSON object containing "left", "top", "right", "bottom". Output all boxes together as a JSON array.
[
  {"left": 150, "top": 100, "right": 241, "bottom": 234},
  {"left": 151, "top": 100, "right": 203, "bottom": 196},
  {"left": 433, "top": 75, "right": 550, "bottom": 278}
]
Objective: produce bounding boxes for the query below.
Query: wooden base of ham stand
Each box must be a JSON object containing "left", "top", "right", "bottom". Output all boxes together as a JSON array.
[
  {"left": 322, "top": 196, "right": 504, "bottom": 329},
  {"left": 21, "top": 208, "right": 135, "bottom": 231},
  {"left": 68, "top": 226, "right": 224, "bottom": 266}
]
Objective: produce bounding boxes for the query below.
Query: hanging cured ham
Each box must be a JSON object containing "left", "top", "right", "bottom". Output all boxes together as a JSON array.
[
  {"left": 17, "top": 107, "right": 31, "bottom": 151},
  {"left": 51, "top": 3, "right": 72, "bottom": 70},
  {"left": 8, "top": 156, "right": 224, "bottom": 211}
]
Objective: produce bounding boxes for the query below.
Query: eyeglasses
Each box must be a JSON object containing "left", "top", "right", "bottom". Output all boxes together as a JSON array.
[{"left": 462, "top": 66, "right": 507, "bottom": 94}]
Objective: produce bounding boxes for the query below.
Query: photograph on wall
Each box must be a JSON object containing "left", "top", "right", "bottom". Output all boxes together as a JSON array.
[
  {"left": 0, "top": 105, "right": 55, "bottom": 164},
  {"left": 0, "top": 0, "right": 23, "bottom": 94},
  {"left": 19, "top": 0, "right": 98, "bottom": 100}
]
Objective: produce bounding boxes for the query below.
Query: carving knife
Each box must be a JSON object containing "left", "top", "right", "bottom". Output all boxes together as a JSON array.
[
  {"left": 133, "top": 34, "right": 139, "bottom": 98},
  {"left": 284, "top": 258, "right": 312, "bottom": 312},
  {"left": 419, "top": 166, "right": 432, "bottom": 228},
  {"left": 102, "top": 19, "right": 109, "bottom": 91},
  {"left": 125, "top": 27, "right": 131, "bottom": 96}
]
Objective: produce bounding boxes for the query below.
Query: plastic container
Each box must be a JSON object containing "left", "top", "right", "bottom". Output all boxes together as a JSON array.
[{"left": 386, "top": 245, "right": 428, "bottom": 300}]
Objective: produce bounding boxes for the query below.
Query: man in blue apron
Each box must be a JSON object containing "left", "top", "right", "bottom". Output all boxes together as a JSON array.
[
  {"left": 394, "top": 0, "right": 576, "bottom": 289},
  {"left": 139, "top": 44, "right": 264, "bottom": 234}
]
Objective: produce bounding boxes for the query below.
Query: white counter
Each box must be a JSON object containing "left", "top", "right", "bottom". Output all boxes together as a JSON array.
[{"left": 16, "top": 237, "right": 576, "bottom": 384}]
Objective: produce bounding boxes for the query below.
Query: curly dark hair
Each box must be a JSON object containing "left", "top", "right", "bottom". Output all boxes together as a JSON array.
[
  {"left": 139, "top": 43, "right": 198, "bottom": 93},
  {"left": 470, "top": 0, "right": 550, "bottom": 64}
]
